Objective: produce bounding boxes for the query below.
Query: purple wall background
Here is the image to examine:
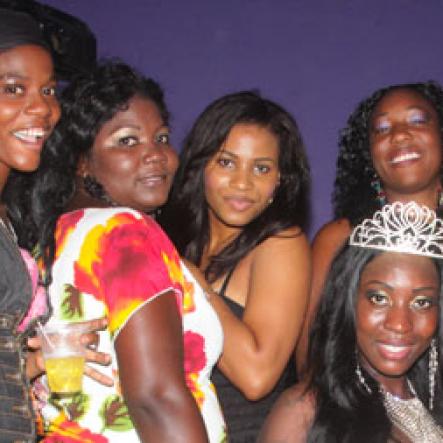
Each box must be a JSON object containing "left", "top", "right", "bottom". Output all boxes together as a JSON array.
[{"left": 42, "top": 0, "right": 443, "bottom": 236}]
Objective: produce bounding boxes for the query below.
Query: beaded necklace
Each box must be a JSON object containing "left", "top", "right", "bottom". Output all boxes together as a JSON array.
[{"left": 382, "top": 381, "right": 443, "bottom": 443}]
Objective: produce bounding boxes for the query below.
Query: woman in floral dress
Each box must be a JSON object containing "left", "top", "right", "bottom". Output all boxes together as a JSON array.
[{"left": 13, "top": 61, "right": 226, "bottom": 442}]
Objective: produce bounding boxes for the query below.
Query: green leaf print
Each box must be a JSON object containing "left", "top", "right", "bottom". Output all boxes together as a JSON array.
[
  {"left": 99, "top": 394, "right": 133, "bottom": 432},
  {"left": 220, "top": 429, "right": 228, "bottom": 442},
  {"left": 61, "top": 283, "right": 84, "bottom": 320},
  {"left": 65, "top": 392, "right": 90, "bottom": 421}
]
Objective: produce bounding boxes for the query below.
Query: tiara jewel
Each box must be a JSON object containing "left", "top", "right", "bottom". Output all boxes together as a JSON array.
[{"left": 349, "top": 202, "right": 443, "bottom": 259}]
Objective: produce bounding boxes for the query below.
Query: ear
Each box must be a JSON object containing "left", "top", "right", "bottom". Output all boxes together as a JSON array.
[{"left": 77, "top": 155, "right": 90, "bottom": 178}]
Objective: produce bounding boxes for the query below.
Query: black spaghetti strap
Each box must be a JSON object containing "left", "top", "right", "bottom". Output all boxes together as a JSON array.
[{"left": 218, "top": 266, "right": 236, "bottom": 297}]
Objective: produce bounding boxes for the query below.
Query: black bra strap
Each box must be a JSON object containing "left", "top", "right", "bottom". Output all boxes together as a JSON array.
[{"left": 218, "top": 266, "right": 236, "bottom": 297}]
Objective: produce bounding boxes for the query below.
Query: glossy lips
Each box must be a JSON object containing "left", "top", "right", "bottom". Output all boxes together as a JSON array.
[
  {"left": 376, "top": 342, "right": 413, "bottom": 361},
  {"left": 224, "top": 196, "right": 255, "bottom": 212}
]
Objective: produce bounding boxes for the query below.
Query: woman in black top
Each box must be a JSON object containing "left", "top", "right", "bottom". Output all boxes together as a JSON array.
[{"left": 161, "top": 91, "right": 310, "bottom": 442}]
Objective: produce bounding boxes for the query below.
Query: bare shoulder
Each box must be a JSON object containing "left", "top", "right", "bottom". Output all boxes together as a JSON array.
[
  {"left": 254, "top": 226, "right": 310, "bottom": 258},
  {"left": 258, "top": 382, "right": 315, "bottom": 443},
  {"left": 312, "top": 218, "right": 351, "bottom": 250}
]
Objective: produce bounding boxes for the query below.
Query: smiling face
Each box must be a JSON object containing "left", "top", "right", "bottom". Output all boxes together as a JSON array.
[
  {"left": 0, "top": 44, "right": 60, "bottom": 179},
  {"left": 356, "top": 252, "right": 439, "bottom": 391},
  {"left": 82, "top": 95, "right": 178, "bottom": 213},
  {"left": 369, "top": 88, "right": 442, "bottom": 197},
  {"left": 204, "top": 123, "right": 280, "bottom": 230}
]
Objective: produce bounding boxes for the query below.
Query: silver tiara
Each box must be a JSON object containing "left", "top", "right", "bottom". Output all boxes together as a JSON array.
[{"left": 349, "top": 202, "right": 443, "bottom": 259}]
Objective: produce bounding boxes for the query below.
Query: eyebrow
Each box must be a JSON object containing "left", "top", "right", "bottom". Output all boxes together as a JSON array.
[
  {"left": 218, "top": 148, "right": 277, "bottom": 162},
  {"left": 108, "top": 123, "right": 169, "bottom": 134},
  {"left": 0, "top": 72, "right": 57, "bottom": 83},
  {"left": 373, "top": 106, "right": 431, "bottom": 118},
  {"left": 363, "top": 280, "right": 437, "bottom": 293},
  {"left": 0, "top": 72, "right": 27, "bottom": 80},
  {"left": 412, "top": 286, "right": 439, "bottom": 294}
]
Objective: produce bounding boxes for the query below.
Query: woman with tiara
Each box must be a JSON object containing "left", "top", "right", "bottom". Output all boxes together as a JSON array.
[{"left": 260, "top": 201, "right": 443, "bottom": 442}]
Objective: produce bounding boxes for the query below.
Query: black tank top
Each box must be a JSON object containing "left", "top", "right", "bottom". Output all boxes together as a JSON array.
[{"left": 211, "top": 267, "right": 297, "bottom": 443}]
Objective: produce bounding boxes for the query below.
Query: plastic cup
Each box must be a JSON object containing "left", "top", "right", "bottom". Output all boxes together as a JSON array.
[{"left": 38, "top": 322, "right": 87, "bottom": 395}]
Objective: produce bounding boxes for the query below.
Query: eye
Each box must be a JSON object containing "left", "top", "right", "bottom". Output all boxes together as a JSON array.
[
  {"left": 118, "top": 135, "right": 139, "bottom": 147},
  {"left": 156, "top": 132, "right": 170, "bottom": 144},
  {"left": 409, "top": 112, "right": 428, "bottom": 125},
  {"left": 3, "top": 83, "right": 25, "bottom": 96},
  {"left": 411, "top": 296, "right": 435, "bottom": 310},
  {"left": 367, "top": 291, "right": 389, "bottom": 306},
  {"left": 254, "top": 164, "right": 271, "bottom": 174},
  {"left": 217, "top": 157, "right": 234, "bottom": 168},
  {"left": 42, "top": 85, "right": 57, "bottom": 97},
  {"left": 372, "top": 120, "right": 391, "bottom": 134}
]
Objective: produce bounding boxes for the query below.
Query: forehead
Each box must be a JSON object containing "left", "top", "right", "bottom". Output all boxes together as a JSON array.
[
  {"left": 222, "top": 123, "right": 279, "bottom": 158},
  {"left": 360, "top": 252, "right": 439, "bottom": 284},
  {"left": 98, "top": 95, "right": 164, "bottom": 133},
  {"left": 0, "top": 44, "right": 53, "bottom": 74},
  {"left": 372, "top": 88, "right": 436, "bottom": 116}
]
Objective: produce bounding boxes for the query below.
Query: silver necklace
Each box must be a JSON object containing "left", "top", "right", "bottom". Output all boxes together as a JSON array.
[{"left": 382, "top": 382, "right": 443, "bottom": 442}]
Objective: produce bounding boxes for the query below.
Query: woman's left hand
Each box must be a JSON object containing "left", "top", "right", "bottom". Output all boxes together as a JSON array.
[{"left": 26, "top": 318, "right": 114, "bottom": 387}]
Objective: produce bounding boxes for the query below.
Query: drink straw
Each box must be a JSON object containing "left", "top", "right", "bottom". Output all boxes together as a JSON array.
[{"left": 37, "top": 320, "right": 55, "bottom": 349}]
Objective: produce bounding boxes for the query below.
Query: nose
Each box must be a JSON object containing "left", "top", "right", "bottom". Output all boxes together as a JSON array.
[
  {"left": 25, "top": 91, "right": 53, "bottom": 118},
  {"left": 383, "top": 304, "right": 413, "bottom": 334},
  {"left": 390, "top": 122, "right": 412, "bottom": 145},
  {"left": 141, "top": 143, "right": 167, "bottom": 164},
  {"left": 230, "top": 167, "right": 253, "bottom": 190}
]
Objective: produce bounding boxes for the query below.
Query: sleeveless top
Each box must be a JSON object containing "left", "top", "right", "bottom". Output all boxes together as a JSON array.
[{"left": 211, "top": 266, "right": 297, "bottom": 443}]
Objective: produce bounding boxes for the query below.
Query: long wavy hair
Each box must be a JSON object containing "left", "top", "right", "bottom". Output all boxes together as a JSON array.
[
  {"left": 4, "top": 60, "right": 169, "bottom": 280},
  {"left": 306, "top": 246, "right": 443, "bottom": 442},
  {"left": 333, "top": 81, "right": 443, "bottom": 226},
  {"left": 159, "top": 91, "right": 310, "bottom": 281}
]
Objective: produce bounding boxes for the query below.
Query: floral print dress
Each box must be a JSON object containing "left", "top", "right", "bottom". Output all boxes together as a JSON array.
[{"left": 37, "top": 207, "right": 226, "bottom": 442}]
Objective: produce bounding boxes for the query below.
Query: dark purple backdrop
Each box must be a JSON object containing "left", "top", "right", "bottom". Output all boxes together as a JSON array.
[{"left": 42, "top": 0, "right": 443, "bottom": 236}]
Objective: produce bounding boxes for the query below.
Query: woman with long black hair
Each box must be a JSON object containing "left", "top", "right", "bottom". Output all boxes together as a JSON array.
[{"left": 260, "top": 202, "right": 443, "bottom": 442}]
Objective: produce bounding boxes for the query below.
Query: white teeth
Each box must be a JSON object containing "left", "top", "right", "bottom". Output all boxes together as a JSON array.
[
  {"left": 381, "top": 344, "right": 408, "bottom": 353},
  {"left": 391, "top": 152, "right": 420, "bottom": 164},
  {"left": 14, "top": 128, "right": 46, "bottom": 142}
]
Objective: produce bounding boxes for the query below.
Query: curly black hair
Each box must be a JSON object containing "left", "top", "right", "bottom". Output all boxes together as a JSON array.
[
  {"left": 306, "top": 245, "right": 443, "bottom": 442},
  {"left": 333, "top": 81, "right": 443, "bottom": 226},
  {"left": 159, "top": 91, "right": 310, "bottom": 281},
  {"left": 4, "top": 60, "right": 168, "bottom": 279}
]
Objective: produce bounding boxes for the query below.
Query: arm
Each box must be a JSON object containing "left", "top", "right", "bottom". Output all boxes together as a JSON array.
[
  {"left": 115, "top": 292, "right": 208, "bottom": 443},
  {"left": 258, "top": 383, "right": 315, "bottom": 443},
  {"left": 211, "top": 228, "right": 310, "bottom": 399},
  {"left": 295, "top": 219, "right": 351, "bottom": 376}
]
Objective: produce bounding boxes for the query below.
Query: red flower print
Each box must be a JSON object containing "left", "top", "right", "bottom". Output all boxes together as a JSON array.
[
  {"left": 56, "top": 210, "right": 85, "bottom": 259},
  {"left": 183, "top": 331, "right": 207, "bottom": 374},
  {"left": 43, "top": 416, "right": 108, "bottom": 442},
  {"left": 72, "top": 211, "right": 182, "bottom": 335},
  {"left": 183, "top": 332, "right": 207, "bottom": 407}
]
